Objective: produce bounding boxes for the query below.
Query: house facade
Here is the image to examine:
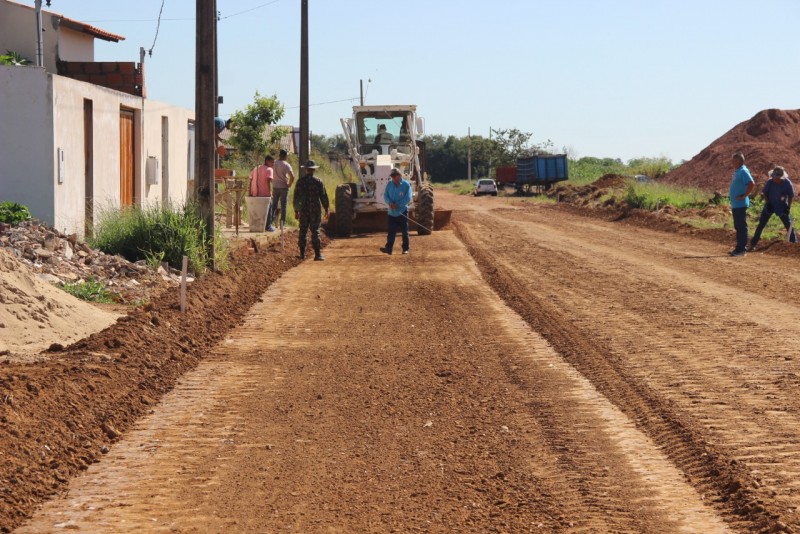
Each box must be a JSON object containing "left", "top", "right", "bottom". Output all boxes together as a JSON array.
[{"left": 0, "top": 0, "right": 196, "bottom": 237}]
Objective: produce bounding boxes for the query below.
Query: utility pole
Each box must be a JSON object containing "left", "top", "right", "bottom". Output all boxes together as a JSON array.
[
  {"left": 196, "top": 0, "right": 216, "bottom": 268},
  {"left": 488, "top": 127, "right": 493, "bottom": 178},
  {"left": 299, "top": 0, "right": 309, "bottom": 167},
  {"left": 467, "top": 127, "right": 472, "bottom": 182}
]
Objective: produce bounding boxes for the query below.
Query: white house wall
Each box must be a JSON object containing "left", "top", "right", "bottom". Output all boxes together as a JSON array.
[
  {"left": 50, "top": 77, "right": 196, "bottom": 234},
  {"left": 56, "top": 29, "right": 95, "bottom": 63},
  {"left": 0, "top": 65, "right": 55, "bottom": 225},
  {"left": 140, "top": 100, "right": 195, "bottom": 207},
  {"left": 51, "top": 76, "right": 138, "bottom": 233}
]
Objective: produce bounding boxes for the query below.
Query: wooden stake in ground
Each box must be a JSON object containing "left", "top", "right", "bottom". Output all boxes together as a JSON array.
[{"left": 180, "top": 256, "right": 188, "bottom": 312}]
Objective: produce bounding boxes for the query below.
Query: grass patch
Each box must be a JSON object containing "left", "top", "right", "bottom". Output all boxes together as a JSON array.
[
  {"left": 90, "top": 201, "right": 226, "bottom": 275},
  {"left": 435, "top": 179, "right": 475, "bottom": 195},
  {"left": 61, "top": 278, "right": 115, "bottom": 303},
  {"left": 624, "top": 181, "right": 709, "bottom": 210}
]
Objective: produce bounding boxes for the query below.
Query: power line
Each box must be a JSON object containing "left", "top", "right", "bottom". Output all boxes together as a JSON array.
[
  {"left": 147, "top": 0, "right": 166, "bottom": 57},
  {"left": 219, "top": 0, "right": 283, "bottom": 20},
  {"left": 285, "top": 96, "right": 360, "bottom": 110},
  {"left": 79, "top": 1, "right": 283, "bottom": 24}
]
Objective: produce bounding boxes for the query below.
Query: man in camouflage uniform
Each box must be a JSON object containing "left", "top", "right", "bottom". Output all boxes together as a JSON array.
[{"left": 293, "top": 160, "right": 329, "bottom": 261}]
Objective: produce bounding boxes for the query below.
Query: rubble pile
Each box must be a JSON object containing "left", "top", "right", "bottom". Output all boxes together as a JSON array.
[{"left": 0, "top": 220, "right": 179, "bottom": 303}]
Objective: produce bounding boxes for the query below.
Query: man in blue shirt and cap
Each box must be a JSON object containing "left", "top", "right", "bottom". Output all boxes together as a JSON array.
[
  {"left": 749, "top": 165, "right": 796, "bottom": 250},
  {"left": 380, "top": 168, "right": 412, "bottom": 255}
]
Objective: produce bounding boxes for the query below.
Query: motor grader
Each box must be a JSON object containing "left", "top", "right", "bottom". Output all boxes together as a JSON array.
[{"left": 334, "top": 105, "right": 435, "bottom": 237}]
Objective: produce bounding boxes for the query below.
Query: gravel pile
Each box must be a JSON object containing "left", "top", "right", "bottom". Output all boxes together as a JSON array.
[{"left": 0, "top": 220, "right": 179, "bottom": 303}]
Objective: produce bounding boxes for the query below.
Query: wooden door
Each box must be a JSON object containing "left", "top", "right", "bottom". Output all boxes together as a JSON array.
[{"left": 119, "top": 109, "right": 135, "bottom": 207}]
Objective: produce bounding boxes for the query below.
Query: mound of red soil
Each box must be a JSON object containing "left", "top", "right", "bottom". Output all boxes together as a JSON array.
[{"left": 663, "top": 108, "right": 800, "bottom": 191}]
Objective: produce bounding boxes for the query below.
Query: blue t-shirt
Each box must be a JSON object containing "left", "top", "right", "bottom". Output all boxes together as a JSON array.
[
  {"left": 762, "top": 177, "right": 795, "bottom": 215},
  {"left": 383, "top": 179, "right": 412, "bottom": 217},
  {"left": 729, "top": 165, "right": 754, "bottom": 209}
]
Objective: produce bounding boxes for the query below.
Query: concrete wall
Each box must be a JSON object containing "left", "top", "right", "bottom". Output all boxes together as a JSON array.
[
  {"left": 140, "top": 101, "right": 195, "bottom": 207},
  {"left": 0, "top": 65, "right": 55, "bottom": 224},
  {"left": 56, "top": 28, "right": 95, "bottom": 63},
  {"left": 1, "top": 65, "right": 195, "bottom": 236}
]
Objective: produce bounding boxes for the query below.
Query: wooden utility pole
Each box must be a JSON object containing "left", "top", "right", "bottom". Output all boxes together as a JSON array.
[
  {"left": 196, "top": 0, "right": 216, "bottom": 268},
  {"left": 299, "top": 0, "right": 309, "bottom": 166}
]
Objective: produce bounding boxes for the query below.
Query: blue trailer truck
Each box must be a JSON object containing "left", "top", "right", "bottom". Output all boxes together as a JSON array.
[{"left": 515, "top": 154, "right": 569, "bottom": 193}]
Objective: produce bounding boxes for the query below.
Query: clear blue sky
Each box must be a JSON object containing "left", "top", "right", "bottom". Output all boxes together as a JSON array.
[{"left": 48, "top": 0, "right": 800, "bottom": 162}]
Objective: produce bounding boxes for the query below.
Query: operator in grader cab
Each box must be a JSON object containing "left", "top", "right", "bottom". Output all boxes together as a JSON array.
[{"left": 374, "top": 124, "right": 394, "bottom": 144}]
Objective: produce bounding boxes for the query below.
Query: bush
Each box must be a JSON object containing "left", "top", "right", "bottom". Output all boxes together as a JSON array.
[
  {"left": 0, "top": 201, "right": 32, "bottom": 225},
  {"left": 89, "top": 202, "right": 226, "bottom": 274}
]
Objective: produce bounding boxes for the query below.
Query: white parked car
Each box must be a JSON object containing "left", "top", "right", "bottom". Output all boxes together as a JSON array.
[{"left": 474, "top": 178, "right": 498, "bottom": 196}]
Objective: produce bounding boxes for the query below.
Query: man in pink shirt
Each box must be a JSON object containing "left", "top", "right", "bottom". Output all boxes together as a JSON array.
[{"left": 249, "top": 155, "right": 274, "bottom": 231}]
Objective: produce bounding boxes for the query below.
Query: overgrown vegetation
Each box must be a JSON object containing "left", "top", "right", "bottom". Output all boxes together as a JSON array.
[
  {"left": 0, "top": 201, "right": 32, "bottom": 225},
  {"left": 61, "top": 278, "right": 115, "bottom": 303},
  {"left": 622, "top": 181, "right": 707, "bottom": 210},
  {"left": 89, "top": 202, "right": 226, "bottom": 275}
]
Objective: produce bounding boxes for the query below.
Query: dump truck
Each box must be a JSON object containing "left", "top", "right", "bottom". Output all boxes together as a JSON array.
[
  {"left": 335, "top": 105, "right": 435, "bottom": 237},
  {"left": 515, "top": 154, "right": 569, "bottom": 193}
]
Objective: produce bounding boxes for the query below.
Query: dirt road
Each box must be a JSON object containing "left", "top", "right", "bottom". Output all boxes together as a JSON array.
[{"left": 15, "top": 192, "right": 800, "bottom": 532}]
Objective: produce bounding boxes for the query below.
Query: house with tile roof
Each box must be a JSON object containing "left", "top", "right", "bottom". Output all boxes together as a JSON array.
[{"left": 0, "top": 0, "right": 196, "bottom": 237}]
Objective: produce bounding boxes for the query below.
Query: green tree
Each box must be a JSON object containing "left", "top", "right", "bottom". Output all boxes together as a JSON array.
[
  {"left": 227, "top": 92, "right": 286, "bottom": 169},
  {"left": 311, "top": 133, "right": 349, "bottom": 156}
]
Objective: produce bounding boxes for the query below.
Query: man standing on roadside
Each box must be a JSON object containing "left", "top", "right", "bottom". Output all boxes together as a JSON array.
[
  {"left": 293, "top": 160, "right": 329, "bottom": 261},
  {"left": 728, "top": 151, "right": 756, "bottom": 256},
  {"left": 267, "top": 149, "right": 295, "bottom": 231},
  {"left": 249, "top": 155, "right": 274, "bottom": 231},
  {"left": 749, "top": 166, "right": 796, "bottom": 250},
  {"left": 380, "top": 168, "right": 412, "bottom": 256}
]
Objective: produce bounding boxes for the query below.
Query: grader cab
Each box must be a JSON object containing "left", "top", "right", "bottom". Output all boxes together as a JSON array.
[{"left": 334, "top": 105, "right": 435, "bottom": 237}]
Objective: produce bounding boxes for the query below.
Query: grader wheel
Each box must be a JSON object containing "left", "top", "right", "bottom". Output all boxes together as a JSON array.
[
  {"left": 416, "top": 184, "right": 434, "bottom": 236},
  {"left": 334, "top": 184, "right": 354, "bottom": 237}
]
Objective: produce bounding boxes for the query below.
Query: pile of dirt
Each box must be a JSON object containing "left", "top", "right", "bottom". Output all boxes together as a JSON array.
[
  {"left": 0, "top": 249, "right": 119, "bottom": 359},
  {"left": 662, "top": 108, "right": 800, "bottom": 191},
  {"left": 593, "top": 173, "right": 628, "bottom": 189}
]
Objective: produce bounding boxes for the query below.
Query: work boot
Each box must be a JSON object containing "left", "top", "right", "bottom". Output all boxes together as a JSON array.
[{"left": 314, "top": 250, "right": 325, "bottom": 261}]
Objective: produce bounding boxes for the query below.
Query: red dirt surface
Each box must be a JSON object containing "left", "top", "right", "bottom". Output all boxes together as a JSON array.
[
  {"left": 5, "top": 191, "right": 800, "bottom": 533},
  {"left": 662, "top": 108, "right": 800, "bottom": 191},
  {"left": 0, "top": 237, "right": 319, "bottom": 532}
]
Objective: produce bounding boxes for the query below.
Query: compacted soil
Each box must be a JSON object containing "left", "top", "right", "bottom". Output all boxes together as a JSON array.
[{"left": 4, "top": 192, "right": 800, "bottom": 532}]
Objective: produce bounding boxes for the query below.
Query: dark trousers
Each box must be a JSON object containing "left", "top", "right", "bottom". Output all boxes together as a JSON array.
[
  {"left": 298, "top": 211, "right": 322, "bottom": 255},
  {"left": 751, "top": 204, "right": 796, "bottom": 247},
  {"left": 386, "top": 211, "right": 409, "bottom": 252},
  {"left": 267, "top": 187, "right": 289, "bottom": 228},
  {"left": 732, "top": 207, "right": 748, "bottom": 253}
]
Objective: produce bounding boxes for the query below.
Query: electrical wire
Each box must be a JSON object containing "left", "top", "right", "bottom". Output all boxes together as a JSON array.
[
  {"left": 218, "top": 0, "right": 283, "bottom": 20},
  {"left": 147, "top": 0, "right": 166, "bottom": 57},
  {"left": 285, "top": 96, "right": 360, "bottom": 110}
]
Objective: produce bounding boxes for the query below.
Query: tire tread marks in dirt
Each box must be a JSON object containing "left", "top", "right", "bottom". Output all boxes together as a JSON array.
[
  {"left": 453, "top": 220, "right": 785, "bottom": 533},
  {"left": 0, "top": 235, "right": 325, "bottom": 533}
]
